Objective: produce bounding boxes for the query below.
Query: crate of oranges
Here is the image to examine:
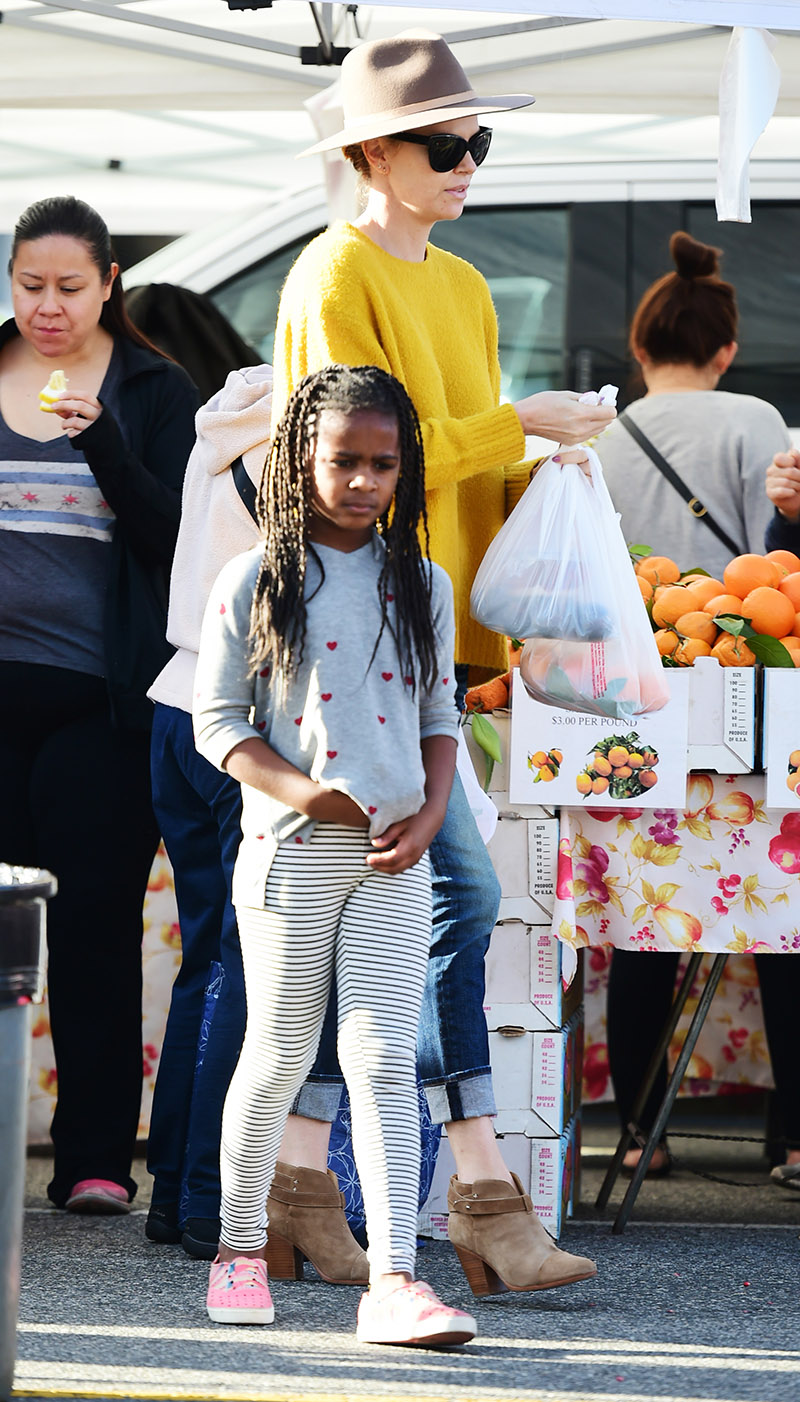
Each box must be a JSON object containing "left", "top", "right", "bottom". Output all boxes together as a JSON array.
[{"left": 633, "top": 547, "right": 800, "bottom": 669}]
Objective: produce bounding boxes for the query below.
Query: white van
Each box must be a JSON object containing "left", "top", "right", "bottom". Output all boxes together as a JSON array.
[{"left": 126, "top": 155, "right": 800, "bottom": 421}]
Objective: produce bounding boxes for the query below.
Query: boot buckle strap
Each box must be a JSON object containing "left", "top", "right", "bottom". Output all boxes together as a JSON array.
[{"left": 449, "top": 1192, "right": 531, "bottom": 1215}]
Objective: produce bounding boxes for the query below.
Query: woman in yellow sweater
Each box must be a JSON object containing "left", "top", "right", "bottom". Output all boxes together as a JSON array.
[{"left": 270, "top": 30, "right": 612, "bottom": 1297}]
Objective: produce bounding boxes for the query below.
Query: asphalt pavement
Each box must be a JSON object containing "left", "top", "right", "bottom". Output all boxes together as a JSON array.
[{"left": 12, "top": 1107, "right": 800, "bottom": 1402}]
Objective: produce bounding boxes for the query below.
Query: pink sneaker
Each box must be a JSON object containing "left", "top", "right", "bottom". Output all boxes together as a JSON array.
[
  {"left": 206, "top": 1257, "right": 274, "bottom": 1325},
  {"left": 65, "top": 1180, "right": 130, "bottom": 1215},
  {"left": 356, "top": 1280, "right": 476, "bottom": 1347}
]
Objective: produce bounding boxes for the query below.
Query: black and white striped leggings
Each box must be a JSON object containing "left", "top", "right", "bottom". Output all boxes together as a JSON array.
[{"left": 221, "top": 824, "right": 432, "bottom": 1276}]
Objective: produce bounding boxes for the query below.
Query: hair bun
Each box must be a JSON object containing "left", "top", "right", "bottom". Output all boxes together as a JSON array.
[{"left": 670, "top": 230, "right": 720, "bottom": 280}]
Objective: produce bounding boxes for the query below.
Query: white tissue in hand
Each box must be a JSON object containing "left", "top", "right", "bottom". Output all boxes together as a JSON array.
[{"left": 579, "top": 384, "right": 619, "bottom": 407}]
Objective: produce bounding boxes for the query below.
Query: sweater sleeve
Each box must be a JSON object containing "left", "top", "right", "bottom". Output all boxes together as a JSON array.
[
  {"left": 274, "top": 263, "right": 526, "bottom": 494},
  {"left": 766, "top": 508, "right": 800, "bottom": 553},
  {"left": 193, "top": 550, "right": 264, "bottom": 772},
  {"left": 73, "top": 360, "right": 200, "bottom": 567},
  {"left": 419, "top": 566, "right": 460, "bottom": 742}
]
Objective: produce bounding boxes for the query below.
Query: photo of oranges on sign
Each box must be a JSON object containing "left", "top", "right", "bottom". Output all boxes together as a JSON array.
[
  {"left": 527, "top": 747, "right": 563, "bottom": 783},
  {"left": 787, "top": 750, "right": 800, "bottom": 796},
  {"left": 576, "top": 731, "right": 659, "bottom": 800}
]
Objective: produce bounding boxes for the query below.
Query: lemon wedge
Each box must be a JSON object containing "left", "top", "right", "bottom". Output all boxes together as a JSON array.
[{"left": 39, "top": 369, "right": 69, "bottom": 413}]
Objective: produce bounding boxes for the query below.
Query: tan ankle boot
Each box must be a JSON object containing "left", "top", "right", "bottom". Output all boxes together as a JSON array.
[
  {"left": 447, "top": 1173, "right": 597, "bottom": 1296},
  {"left": 265, "top": 1162, "right": 369, "bottom": 1285}
]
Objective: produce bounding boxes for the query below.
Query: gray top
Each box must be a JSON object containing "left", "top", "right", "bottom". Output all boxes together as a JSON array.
[
  {"left": 194, "top": 534, "right": 459, "bottom": 908},
  {"left": 595, "top": 391, "right": 791, "bottom": 580},
  {"left": 0, "top": 346, "right": 122, "bottom": 675}
]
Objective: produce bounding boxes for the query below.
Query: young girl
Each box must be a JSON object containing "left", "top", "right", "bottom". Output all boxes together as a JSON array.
[{"left": 193, "top": 364, "right": 476, "bottom": 1347}]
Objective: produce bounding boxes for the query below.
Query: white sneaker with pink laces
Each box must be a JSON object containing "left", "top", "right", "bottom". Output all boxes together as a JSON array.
[
  {"left": 356, "top": 1280, "right": 477, "bottom": 1346},
  {"left": 206, "top": 1257, "right": 274, "bottom": 1324}
]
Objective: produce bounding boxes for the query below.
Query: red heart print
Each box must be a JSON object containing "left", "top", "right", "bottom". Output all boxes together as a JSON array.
[
  {"left": 321, "top": 693, "right": 332, "bottom": 702},
  {"left": 387, "top": 593, "right": 394, "bottom": 602},
  {"left": 327, "top": 750, "right": 337, "bottom": 759},
  {"left": 368, "top": 806, "right": 377, "bottom": 815},
  {"left": 404, "top": 676, "right": 413, "bottom": 685},
  {"left": 259, "top": 667, "right": 270, "bottom": 678},
  {"left": 442, "top": 677, "right": 449, "bottom": 685},
  {"left": 219, "top": 603, "right": 226, "bottom": 615},
  {"left": 378, "top": 716, "right": 386, "bottom": 724},
  {"left": 381, "top": 672, "right": 393, "bottom": 682},
  {"left": 326, "top": 641, "right": 337, "bottom": 650},
  {"left": 256, "top": 834, "right": 265, "bottom": 841},
  {"left": 295, "top": 836, "right": 303, "bottom": 844},
  {"left": 294, "top": 716, "right": 302, "bottom": 726},
  {"left": 256, "top": 721, "right": 266, "bottom": 731}
]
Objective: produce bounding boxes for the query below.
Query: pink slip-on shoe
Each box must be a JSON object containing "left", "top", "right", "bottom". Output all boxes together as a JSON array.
[
  {"left": 356, "top": 1279, "right": 476, "bottom": 1347},
  {"left": 206, "top": 1257, "right": 274, "bottom": 1324},
  {"left": 65, "top": 1180, "right": 130, "bottom": 1215}
]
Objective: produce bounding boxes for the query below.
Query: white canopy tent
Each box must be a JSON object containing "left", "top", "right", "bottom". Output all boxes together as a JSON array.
[{"left": 0, "top": 2, "right": 798, "bottom": 232}]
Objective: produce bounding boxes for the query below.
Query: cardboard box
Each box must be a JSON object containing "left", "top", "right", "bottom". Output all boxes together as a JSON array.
[
  {"left": 486, "top": 814, "right": 559, "bottom": 922},
  {"left": 491, "top": 1008, "right": 584, "bottom": 1135},
  {"left": 484, "top": 924, "right": 583, "bottom": 1032},
  {"left": 420, "top": 1119, "right": 580, "bottom": 1241},
  {"left": 682, "top": 655, "right": 756, "bottom": 774},
  {"left": 761, "top": 669, "right": 800, "bottom": 807}
]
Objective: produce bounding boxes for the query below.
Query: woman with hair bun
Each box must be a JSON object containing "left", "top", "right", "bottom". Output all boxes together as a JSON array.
[
  {"left": 596, "top": 230, "right": 800, "bottom": 1182},
  {"left": 597, "top": 230, "right": 790, "bottom": 581},
  {"left": 0, "top": 195, "right": 199, "bottom": 1212}
]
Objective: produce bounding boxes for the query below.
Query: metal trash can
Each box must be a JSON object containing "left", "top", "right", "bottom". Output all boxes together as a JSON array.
[{"left": 0, "top": 865, "right": 55, "bottom": 1402}]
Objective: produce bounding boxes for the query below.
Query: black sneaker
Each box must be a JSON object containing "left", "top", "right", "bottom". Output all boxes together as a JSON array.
[
  {"left": 182, "top": 1216, "right": 221, "bottom": 1260},
  {"left": 145, "top": 1203, "right": 182, "bottom": 1244}
]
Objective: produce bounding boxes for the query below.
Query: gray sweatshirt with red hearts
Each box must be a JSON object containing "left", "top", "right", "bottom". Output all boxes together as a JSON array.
[{"left": 193, "top": 533, "right": 458, "bottom": 907}]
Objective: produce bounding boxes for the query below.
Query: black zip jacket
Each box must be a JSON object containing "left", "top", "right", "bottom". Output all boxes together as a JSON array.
[{"left": 1, "top": 320, "right": 200, "bottom": 729}]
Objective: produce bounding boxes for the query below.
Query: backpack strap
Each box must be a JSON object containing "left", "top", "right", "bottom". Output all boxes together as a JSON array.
[
  {"left": 618, "top": 412, "right": 744, "bottom": 558},
  {"left": 231, "top": 454, "right": 258, "bottom": 524}
]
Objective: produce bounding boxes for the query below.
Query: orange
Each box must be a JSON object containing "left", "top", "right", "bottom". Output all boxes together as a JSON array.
[
  {"left": 682, "top": 576, "right": 725, "bottom": 608},
  {"left": 530, "top": 750, "right": 548, "bottom": 767},
  {"left": 591, "top": 776, "right": 609, "bottom": 794},
  {"left": 779, "top": 637, "right": 800, "bottom": 654},
  {"left": 640, "top": 769, "right": 658, "bottom": 788},
  {"left": 766, "top": 548, "right": 800, "bottom": 574},
  {"left": 674, "top": 637, "right": 712, "bottom": 666},
  {"left": 628, "top": 752, "right": 644, "bottom": 768},
  {"left": 637, "top": 575, "right": 654, "bottom": 604},
  {"left": 576, "top": 773, "right": 592, "bottom": 795},
  {"left": 607, "top": 745, "right": 630, "bottom": 768},
  {"left": 703, "top": 593, "right": 747, "bottom": 619},
  {"left": 739, "top": 586, "right": 796, "bottom": 639},
  {"left": 723, "top": 553, "right": 781, "bottom": 597},
  {"left": 790, "top": 750, "right": 800, "bottom": 767},
  {"left": 787, "top": 772, "right": 800, "bottom": 793},
  {"left": 593, "top": 754, "right": 612, "bottom": 776},
  {"left": 652, "top": 585, "right": 694, "bottom": 627},
  {"left": 636, "top": 555, "right": 681, "bottom": 586},
  {"left": 614, "top": 765, "right": 633, "bottom": 779},
  {"left": 537, "top": 766, "right": 556, "bottom": 782},
  {"left": 674, "top": 611, "right": 718, "bottom": 646},
  {"left": 711, "top": 633, "right": 756, "bottom": 667},
  {"left": 792, "top": 613, "right": 800, "bottom": 639},
  {"left": 654, "top": 628, "right": 679, "bottom": 657},
  {"left": 778, "top": 573, "right": 800, "bottom": 611}
]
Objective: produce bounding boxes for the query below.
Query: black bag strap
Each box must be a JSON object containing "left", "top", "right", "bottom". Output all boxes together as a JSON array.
[
  {"left": 618, "top": 412, "right": 744, "bottom": 558},
  {"left": 231, "top": 454, "right": 259, "bottom": 524}
]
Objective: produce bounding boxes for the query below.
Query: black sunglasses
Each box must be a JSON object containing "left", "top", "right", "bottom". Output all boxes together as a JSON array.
[{"left": 392, "top": 126, "right": 493, "bottom": 173}]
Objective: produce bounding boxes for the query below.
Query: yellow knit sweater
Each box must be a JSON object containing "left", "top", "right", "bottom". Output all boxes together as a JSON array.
[{"left": 271, "top": 222, "right": 528, "bottom": 670}]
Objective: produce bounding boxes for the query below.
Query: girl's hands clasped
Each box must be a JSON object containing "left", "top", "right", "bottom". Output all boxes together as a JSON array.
[
  {"left": 366, "top": 804, "right": 445, "bottom": 875},
  {"left": 53, "top": 391, "right": 103, "bottom": 438}
]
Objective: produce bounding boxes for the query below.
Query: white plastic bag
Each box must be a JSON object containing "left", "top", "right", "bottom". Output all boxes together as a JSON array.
[{"left": 470, "top": 446, "right": 669, "bottom": 719}]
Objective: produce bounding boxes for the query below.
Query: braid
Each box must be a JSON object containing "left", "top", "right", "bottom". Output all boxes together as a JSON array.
[{"left": 249, "top": 364, "right": 438, "bottom": 694}]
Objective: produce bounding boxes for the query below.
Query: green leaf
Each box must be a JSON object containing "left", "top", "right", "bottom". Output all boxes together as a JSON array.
[
  {"left": 714, "top": 613, "right": 749, "bottom": 635},
  {"left": 747, "top": 634, "right": 796, "bottom": 668},
  {"left": 628, "top": 543, "right": 653, "bottom": 561},
  {"left": 681, "top": 566, "right": 711, "bottom": 578}
]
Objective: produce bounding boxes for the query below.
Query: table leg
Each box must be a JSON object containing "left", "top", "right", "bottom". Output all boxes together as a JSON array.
[
  {"left": 596, "top": 951, "right": 704, "bottom": 1211},
  {"left": 611, "top": 952, "right": 729, "bottom": 1234}
]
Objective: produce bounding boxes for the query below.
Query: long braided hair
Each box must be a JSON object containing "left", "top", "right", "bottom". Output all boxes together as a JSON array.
[{"left": 250, "top": 364, "right": 438, "bottom": 695}]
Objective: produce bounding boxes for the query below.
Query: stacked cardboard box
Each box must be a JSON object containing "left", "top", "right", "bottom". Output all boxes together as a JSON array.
[{"left": 419, "top": 713, "right": 582, "bottom": 1240}]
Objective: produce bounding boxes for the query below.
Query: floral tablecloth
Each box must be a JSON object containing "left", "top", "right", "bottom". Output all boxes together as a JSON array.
[{"left": 556, "top": 773, "right": 800, "bottom": 1105}]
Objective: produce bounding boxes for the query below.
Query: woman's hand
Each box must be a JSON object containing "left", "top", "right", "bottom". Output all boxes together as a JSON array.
[
  {"left": 53, "top": 392, "right": 103, "bottom": 439},
  {"left": 514, "top": 390, "right": 615, "bottom": 445},
  {"left": 766, "top": 449, "right": 800, "bottom": 523},
  {"left": 553, "top": 446, "right": 592, "bottom": 479}
]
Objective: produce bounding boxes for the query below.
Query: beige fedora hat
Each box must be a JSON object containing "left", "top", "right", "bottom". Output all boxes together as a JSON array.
[{"left": 300, "top": 29, "right": 534, "bottom": 157}]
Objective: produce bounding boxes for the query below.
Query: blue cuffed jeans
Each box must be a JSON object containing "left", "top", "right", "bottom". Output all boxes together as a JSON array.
[{"left": 147, "top": 704, "right": 340, "bottom": 1220}]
